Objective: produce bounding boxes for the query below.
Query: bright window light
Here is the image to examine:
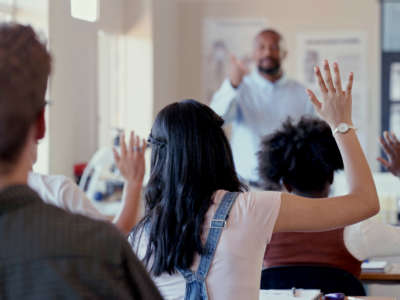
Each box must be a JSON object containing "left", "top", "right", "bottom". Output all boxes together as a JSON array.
[
  {"left": 0, "top": 0, "right": 12, "bottom": 5},
  {"left": 70, "top": 0, "right": 98, "bottom": 22}
]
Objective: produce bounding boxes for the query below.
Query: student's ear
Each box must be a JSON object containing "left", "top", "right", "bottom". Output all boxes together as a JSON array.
[{"left": 35, "top": 108, "right": 46, "bottom": 140}]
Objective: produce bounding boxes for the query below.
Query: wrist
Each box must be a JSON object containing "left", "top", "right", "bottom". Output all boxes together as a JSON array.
[
  {"left": 124, "top": 179, "right": 143, "bottom": 190},
  {"left": 332, "top": 122, "right": 356, "bottom": 136},
  {"left": 230, "top": 79, "right": 241, "bottom": 89},
  {"left": 329, "top": 120, "right": 353, "bottom": 130}
]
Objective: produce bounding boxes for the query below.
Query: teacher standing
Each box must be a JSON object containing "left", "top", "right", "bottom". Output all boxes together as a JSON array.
[{"left": 210, "top": 29, "right": 313, "bottom": 185}]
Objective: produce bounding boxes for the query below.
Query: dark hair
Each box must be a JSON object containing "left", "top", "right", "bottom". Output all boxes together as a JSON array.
[
  {"left": 0, "top": 23, "right": 51, "bottom": 173},
  {"left": 257, "top": 117, "right": 343, "bottom": 193},
  {"left": 132, "top": 99, "right": 246, "bottom": 276},
  {"left": 256, "top": 28, "right": 282, "bottom": 40}
]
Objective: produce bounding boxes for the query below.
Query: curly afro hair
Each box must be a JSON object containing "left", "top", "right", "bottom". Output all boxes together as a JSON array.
[{"left": 257, "top": 116, "right": 343, "bottom": 193}]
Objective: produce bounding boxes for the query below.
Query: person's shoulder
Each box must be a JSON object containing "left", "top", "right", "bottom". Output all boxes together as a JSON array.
[
  {"left": 30, "top": 200, "right": 127, "bottom": 261},
  {"left": 28, "top": 172, "right": 80, "bottom": 204},
  {"left": 32, "top": 198, "right": 113, "bottom": 234},
  {"left": 240, "top": 189, "right": 281, "bottom": 200},
  {"left": 213, "top": 189, "right": 281, "bottom": 210},
  {"left": 29, "top": 171, "right": 70, "bottom": 185},
  {"left": 28, "top": 172, "right": 76, "bottom": 196}
]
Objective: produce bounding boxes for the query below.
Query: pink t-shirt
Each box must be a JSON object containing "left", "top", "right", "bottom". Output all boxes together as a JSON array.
[{"left": 131, "top": 190, "right": 281, "bottom": 300}]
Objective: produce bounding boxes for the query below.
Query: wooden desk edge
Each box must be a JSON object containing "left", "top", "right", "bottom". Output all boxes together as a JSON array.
[
  {"left": 360, "top": 272, "right": 400, "bottom": 281},
  {"left": 351, "top": 298, "right": 396, "bottom": 300}
]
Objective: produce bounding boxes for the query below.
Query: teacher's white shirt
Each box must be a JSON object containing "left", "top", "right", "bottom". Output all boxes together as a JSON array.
[{"left": 211, "top": 71, "right": 313, "bottom": 182}]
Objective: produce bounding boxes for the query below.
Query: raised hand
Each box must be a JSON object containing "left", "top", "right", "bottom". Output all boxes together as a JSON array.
[
  {"left": 306, "top": 60, "right": 354, "bottom": 129},
  {"left": 113, "top": 131, "right": 147, "bottom": 184},
  {"left": 112, "top": 131, "right": 147, "bottom": 234},
  {"left": 229, "top": 54, "right": 249, "bottom": 88},
  {"left": 378, "top": 131, "right": 400, "bottom": 177}
]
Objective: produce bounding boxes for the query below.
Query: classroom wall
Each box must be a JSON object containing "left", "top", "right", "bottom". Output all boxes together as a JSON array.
[
  {"left": 48, "top": 0, "right": 153, "bottom": 177},
  {"left": 152, "top": 0, "right": 179, "bottom": 116},
  {"left": 48, "top": 0, "right": 100, "bottom": 177},
  {"left": 47, "top": 0, "right": 381, "bottom": 176},
  {"left": 153, "top": 0, "right": 381, "bottom": 168}
]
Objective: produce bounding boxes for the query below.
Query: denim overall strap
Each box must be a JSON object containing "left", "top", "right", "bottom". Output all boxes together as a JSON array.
[{"left": 177, "top": 192, "right": 239, "bottom": 300}]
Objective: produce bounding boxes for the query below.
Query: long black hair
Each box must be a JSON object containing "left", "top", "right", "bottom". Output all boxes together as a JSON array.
[
  {"left": 131, "top": 99, "right": 246, "bottom": 276},
  {"left": 257, "top": 117, "right": 343, "bottom": 193}
]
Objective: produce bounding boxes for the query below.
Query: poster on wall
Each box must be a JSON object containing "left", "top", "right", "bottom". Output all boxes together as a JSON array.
[
  {"left": 202, "top": 18, "right": 267, "bottom": 103},
  {"left": 297, "top": 32, "right": 369, "bottom": 151}
]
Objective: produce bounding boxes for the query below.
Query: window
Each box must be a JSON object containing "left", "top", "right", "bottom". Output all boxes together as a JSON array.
[{"left": 70, "top": 0, "right": 98, "bottom": 22}]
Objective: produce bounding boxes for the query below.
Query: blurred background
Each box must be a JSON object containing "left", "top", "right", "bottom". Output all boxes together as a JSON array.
[
  {"left": 2, "top": 0, "right": 382, "bottom": 178},
  {"left": 5, "top": 0, "right": 400, "bottom": 297}
]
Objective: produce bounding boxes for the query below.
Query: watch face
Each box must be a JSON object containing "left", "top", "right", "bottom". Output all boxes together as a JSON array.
[{"left": 338, "top": 123, "right": 349, "bottom": 132}]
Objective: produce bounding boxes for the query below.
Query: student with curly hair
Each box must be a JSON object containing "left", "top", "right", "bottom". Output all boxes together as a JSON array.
[
  {"left": 260, "top": 117, "right": 400, "bottom": 278},
  {"left": 129, "top": 60, "right": 380, "bottom": 300}
]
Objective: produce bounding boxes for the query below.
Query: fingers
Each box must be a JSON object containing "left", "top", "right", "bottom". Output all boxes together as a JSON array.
[
  {"left": 383, "top": 131, "right": 400, "bottom": 158},
  {"left": 306, "top": 89, "right": 322, "bottom": 111},
  {"left": 333, "top": 62, "right": 343, "bottom": 93},
  {"left": 122, "top": 130, "right": 147, "bottom": 155},
  {"left": 387, "top": 131, "right": 399, "bottom": 146},
  {"left": 118, "top": 131, "right": 147, "bottom": 159},
  {"left": 131, "top": 132, "right": 147, "bottom": 155},
  {"left": 380, "top": 135, "right": 395, "bottom": 157},
  {"left": 314, "top": 66, "right": 328, "bottom": 94},
  {"left": 112, "top": 147, "right": 120, "bottom": 163},
  {"left": 230, "top": 54, "right": 238, "bottom": 66},
  {"left": 129, "top": 131, "right": 135, "bottom": 155},
  {"left": 323, "top": 60, "right": 335, "bottom": 93},
  {"left": 385, "top": 131, "right": 396, "bottom": 147},
  {"left": 237, "top": 59, "right": 250, "bottom": 74},
  {"left": 134, "top": 134, "right": 141, "bottom": 153},
  {"left": 120, "top": 132, "right": 127, "bottom": 157},
  {"left": 391, "top": 132, "right": 400, "bottom": 143},
  {"left": 141, "top": 138, "right": 148, "bottom": 154},
  {"left": 377, "top": 157, "right": 390, "bottom": 169},
  {"left": 345, "top": 72, "right": 354, "bottom": 97}
]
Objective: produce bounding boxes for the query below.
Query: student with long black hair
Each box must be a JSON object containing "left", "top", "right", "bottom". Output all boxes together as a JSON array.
[{"left": 129, "top": 61, "right": 379, "bottom": 300}]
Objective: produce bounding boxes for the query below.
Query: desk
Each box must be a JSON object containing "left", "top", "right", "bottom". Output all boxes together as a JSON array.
[
  {"left": 360, "top": 263, "right": 400, "bottom": 284},
  {"left": 353, "top": 298, "right": 395, "bottom": 300},
  {"left": 360, "top": 272, "right": 400, "bottom": 282}
]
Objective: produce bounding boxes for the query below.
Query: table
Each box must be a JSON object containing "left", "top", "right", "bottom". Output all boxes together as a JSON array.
[
  {"left": 360, "top": 263, "right": 400, "bottom": 284},
  {"left": 352, "top": 298, "right": 395, "bottom": 300},
  {"left": 360, "top": 272, "right": 400, "bottom": 282}
]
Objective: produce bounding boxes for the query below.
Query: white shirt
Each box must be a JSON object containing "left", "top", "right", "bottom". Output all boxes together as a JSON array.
[
  {"left": 130, "top": 190, "right": 281, "bottom": 300},
  {"left": 28, "top": 172, "right": 107, "bottom": 221},
  {"left": 210, "top": 71, "right": 313, "bottom": 182},
  {"left": 344, "top": 217, "right": 400, "bottom": 261}
]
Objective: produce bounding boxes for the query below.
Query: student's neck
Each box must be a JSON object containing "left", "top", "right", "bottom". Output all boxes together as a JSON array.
[
  {"left": 259, "top": 70, "right": 283, "bottom": 83},
  {"left": 0, "top": 151, "right": 31, "bottom": 190}
]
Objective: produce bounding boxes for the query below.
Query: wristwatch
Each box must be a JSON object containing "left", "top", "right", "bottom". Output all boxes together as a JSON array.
[{"left": 332, "top": 123, "right": 356, "bottom": 135}]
